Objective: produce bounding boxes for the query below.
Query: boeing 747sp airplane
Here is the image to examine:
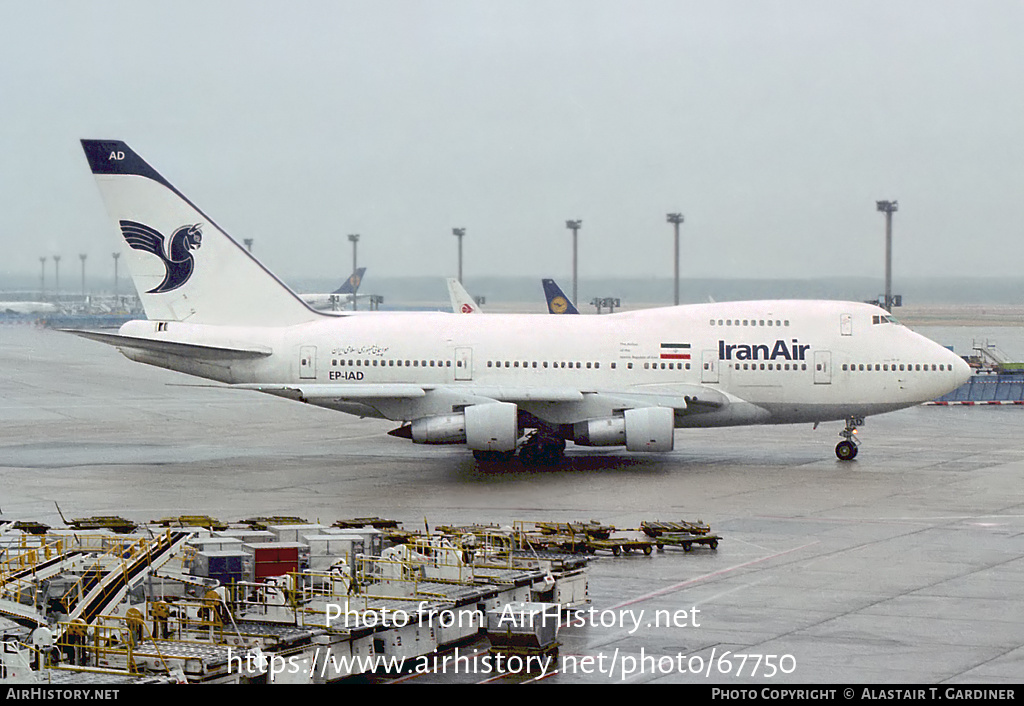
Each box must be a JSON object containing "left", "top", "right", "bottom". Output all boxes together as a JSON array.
[{"left": 73, "top": 140, "right": 971, "bottom": 465}]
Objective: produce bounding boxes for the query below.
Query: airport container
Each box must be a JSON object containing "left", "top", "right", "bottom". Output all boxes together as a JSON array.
[
  {"left": 207, "top": 570, "right": 243, "bottom": 586},
  {"left": 267, "top": 524, "right": 326, "bottom": 544},
  {"left": 486, "top": 602, "right": 559, "bottom": 650},
  {"left": 244, "top": 542, "right": 304, "bottom": 580},
  {"left": 213, "top": 529, "right": 276, "bottom": 544},
  {"left": 327, "top": 527, "right": 383, "bottom": 556},
  {"left": 307, "top": 535, "right": 365, "bottom": 572},
  {"left": 191, "top": 550, "right": 246, "bottom": 578},
  {"left": 188, "top": 536, "right": 244, "bottom": 553}
]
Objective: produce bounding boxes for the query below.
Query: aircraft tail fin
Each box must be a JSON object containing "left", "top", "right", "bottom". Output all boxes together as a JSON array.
[
  {"left": 80, "top": 140, "right": 321, "bottom": 327},
  {"left": 333, "top": 267, "right": 367, "bottom": 295},
  {"left": 447, "top": 278, "right": 482, "bottom": 313},
  {"left": 542, "top": 278, "right": 580, "bottom": 314}
]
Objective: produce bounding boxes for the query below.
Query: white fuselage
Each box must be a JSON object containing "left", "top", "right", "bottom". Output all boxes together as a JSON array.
[{"left": 116, "top": 300, "right": 972, "bottom": 430}]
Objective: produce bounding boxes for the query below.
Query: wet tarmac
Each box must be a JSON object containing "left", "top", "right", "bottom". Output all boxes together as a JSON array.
[{"left": 1, "top": 325, "right": 1022, "bottom": 683}]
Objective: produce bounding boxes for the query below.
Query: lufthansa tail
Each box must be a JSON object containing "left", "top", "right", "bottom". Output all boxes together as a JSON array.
[
  {"left": 81, "top": 140, "right": 321, "bottom": 327},
  {"left": 334, "top": 267, "right": 367, "bottom": 295},
  {"left": 542, "top": 278, "right": 579, "bottom": 315}
]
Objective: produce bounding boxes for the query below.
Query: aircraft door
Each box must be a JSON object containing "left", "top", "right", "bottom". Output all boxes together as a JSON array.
[
  {"left": 814, "top": 350, "right": 832, "bottom": 384},
  {"left": 299, "top": 345, "right": 317, "bottom": 380},
  {"left": 455, "top": 347, "right": 473, "bottom": 381},
  {"left": 840, "top": 313, "right": 852, "bottom": 336},
  {"left": 701, "top": 350, "right": 719, "bottom": 383}
]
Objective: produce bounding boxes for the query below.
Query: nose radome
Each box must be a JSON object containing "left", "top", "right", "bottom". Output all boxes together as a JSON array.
[{"left": 953, "top": 352, "right": 973, "bottom": 387}]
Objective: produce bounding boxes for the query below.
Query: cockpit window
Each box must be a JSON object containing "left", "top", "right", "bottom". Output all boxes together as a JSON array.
[{"left": 872, "top": 314, "right": 902, "bottom": 325}]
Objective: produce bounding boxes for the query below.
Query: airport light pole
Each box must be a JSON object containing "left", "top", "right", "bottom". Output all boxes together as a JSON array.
[
  {"left": 876, "top": 200, "right": 898, "bottom": 312},
  {"left": 39, "top": 256, "right": 46, "bottom": 299},
  {"left": 348, "top": 234, "right": 360, "bottom": 310},
  {"left": 452, "top": 228, "right": 465, "bottom": 283},
  {"left": 112, "top": 252, "right": 120, "bottom": 308},
  {"left": 667, "top": 212, "right": 684, "bottom": 305},
  {"left": 80, "top": 253, "right": 87, "bottom": 300},
  {"left": 53, "top": 255, "right": 61, "bottom": 301},
  {"left": 243, "top": 238, "right": 254, "bottom": 253},
  {"left": 566, "top": 220, "right": 582, "bottom": 307}
]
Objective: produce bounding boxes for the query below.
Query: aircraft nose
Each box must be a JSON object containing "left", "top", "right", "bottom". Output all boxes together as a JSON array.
[{"left": 953, "top": 352, "right": 973, "bottom": 387}]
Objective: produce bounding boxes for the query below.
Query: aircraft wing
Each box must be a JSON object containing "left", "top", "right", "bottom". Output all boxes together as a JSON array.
[
  {"left": 589, "top": 386, "right": 728, "bottom": 413},
  {"left": 233, "top": 383, "right": 428, "bottom": 401},
  {"left": 231, "top": 382, "right": 727, "bottom": 423},
  {"left": 62, "top": 329, "right": 273, "bottom": 360}
]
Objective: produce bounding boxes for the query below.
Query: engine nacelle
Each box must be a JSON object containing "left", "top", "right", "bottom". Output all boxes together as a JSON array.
[
  {"left": 410, "top": 402, "right": 518, "bottom": 452},
  {"left": 410, "top": 413, "right": 467, "bottom": 445},
  {"left": 573, "top": 417, "right": 626, "bottom": 447},
  {"left": 623, "top": 406, "right": 675, "bottom": 452},
  {"left": 573, "top": 407, "right": 675, "bottom": 452}
]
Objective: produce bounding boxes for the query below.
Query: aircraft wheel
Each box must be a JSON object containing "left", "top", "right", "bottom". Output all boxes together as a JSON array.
[
  {"left": 835, "top": 440, "right": 858, "bottom": 461},
  {"left": 473, "top": 450, "right": 515, "bottom": 463},
  {"left": 518, "top": 444, "right": 539, "bottom": 465},
  {"left": 518, "top": 436, "right": 565, "bottom": 466}
]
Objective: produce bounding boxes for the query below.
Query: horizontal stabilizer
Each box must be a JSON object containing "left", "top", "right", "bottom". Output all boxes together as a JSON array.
[{"left": 62, "top": 329, "right": 272, "bottom": 360}]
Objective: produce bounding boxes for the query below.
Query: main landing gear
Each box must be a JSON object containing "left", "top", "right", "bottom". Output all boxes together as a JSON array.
[
  {"left": 517, "top": 430, "right": 567, "bottom": 466},
  {"left": 472, "top": 450, "right": 516, "bottom": 462},
  {"left": 836, "top": 416, "right": 864, "bottom": 461}
]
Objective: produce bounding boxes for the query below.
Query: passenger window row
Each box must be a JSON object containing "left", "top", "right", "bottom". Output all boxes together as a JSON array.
[
  {"left": 487, "top": 360, "right": 615, "bottom": 370},
  {"left": 711, "top": 318, "right": 790, "bottom": 327},
  {"left": 333, "top": 359, "right": 452, "bottom": 368},
  {"left": 842, "top": 363, "right": 949, "bottom": 372},
  {"left": 644, "top": 362, "right": 692, "bottom": 370},
  {"left": 731, "top": 363, "right": 807, "bottom": 371}
]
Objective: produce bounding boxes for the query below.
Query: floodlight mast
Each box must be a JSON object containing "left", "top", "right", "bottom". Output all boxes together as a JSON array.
[
  {"left": 452, "top": 228, "right": 466, "bottom": 283},
  {"left": 667, "top": 213, "right": 684, "bottom": 305},
  {"left": 565, "top": 220, "right": 582, "bottom": 306},
  {"left": 112, "top": 252, "right": 120, "bottom": 308},
  {"left": 876, "top": 200, "right": 898, "bottom": 312},
  {"left": 348, "top": 234, "right": 360, "bottom": 310}
]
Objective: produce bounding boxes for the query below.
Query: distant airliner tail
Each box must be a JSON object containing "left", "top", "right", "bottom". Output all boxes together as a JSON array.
[
  {"left": 80, "top": 140, "right": 321, "bottom": 327},
  {"left": 333, "top": 267, "right": 367, "bottom": 295},
  {"left": 542, "top": 278, "right": 579, "bottom": 315},
  {"left": 447, "top": 278, "right": 482, "bottom": 313}
]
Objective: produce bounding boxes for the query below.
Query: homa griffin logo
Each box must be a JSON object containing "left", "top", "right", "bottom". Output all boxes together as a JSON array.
[
  {"left": 119, "top": 219, "right": 203, "bottom": 293},
  {"left": 718, "top": 338, "right": 811, "bottom": 361}
]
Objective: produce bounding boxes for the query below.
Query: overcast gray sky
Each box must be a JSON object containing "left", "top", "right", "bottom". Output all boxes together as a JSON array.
[{"left": 2, "top": 0, "right": 1022, "bottom": 286}]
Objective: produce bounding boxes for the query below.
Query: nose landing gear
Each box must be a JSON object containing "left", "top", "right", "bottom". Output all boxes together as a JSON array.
[{"left": 836, "top": 416, "right": 864, "bottom": 460}]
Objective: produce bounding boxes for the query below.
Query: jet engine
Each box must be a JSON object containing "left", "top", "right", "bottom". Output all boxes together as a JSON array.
[
  {"left": 406, "top": 402, "right": 519, "bottom": 452},
  {"left": 573, "top": 407, "right": 675, "bottom": 452}
]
